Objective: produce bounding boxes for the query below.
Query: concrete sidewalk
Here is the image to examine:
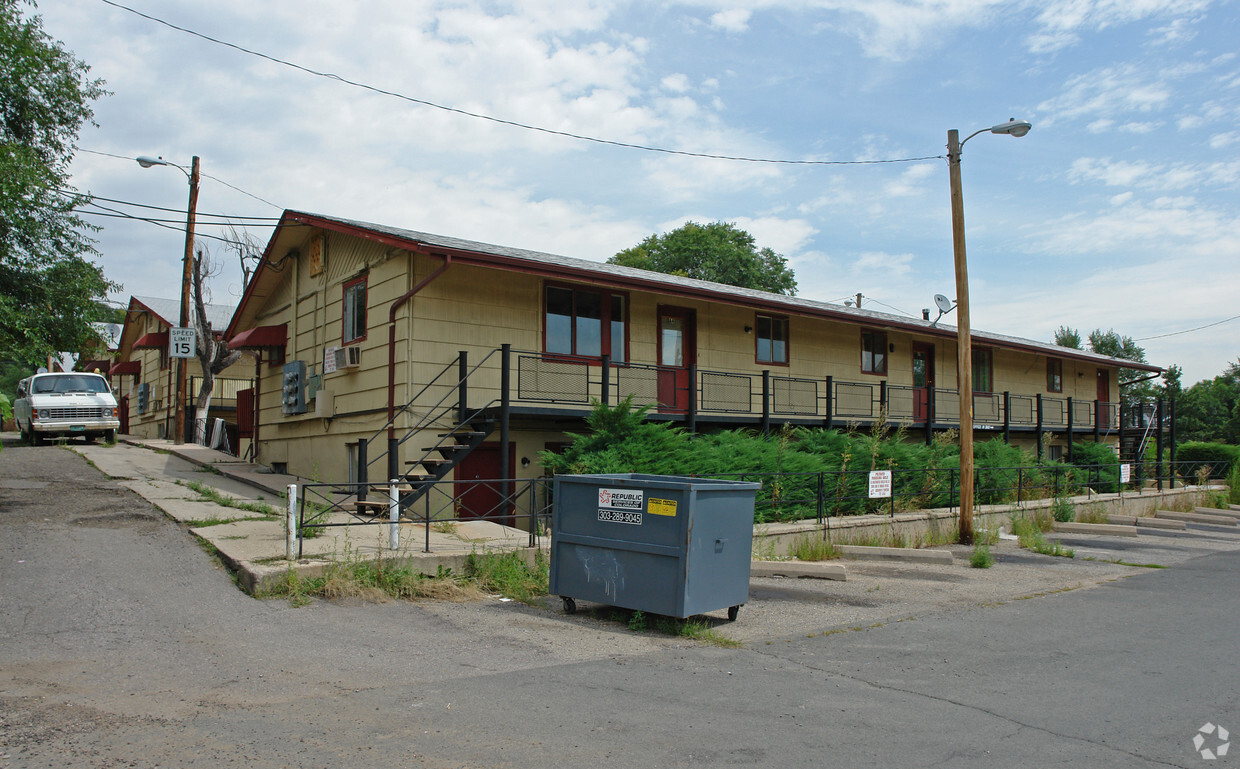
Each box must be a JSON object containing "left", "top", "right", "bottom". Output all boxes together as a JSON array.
[{"left": 72, "top": 436, "right": 543, "bottom": 594}]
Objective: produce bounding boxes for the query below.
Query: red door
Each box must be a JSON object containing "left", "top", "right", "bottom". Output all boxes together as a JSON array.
[
  {"left": 1096, "top": 370, "right": 1110, "bottom": 429},
  {"left": 912, "top": 343, "right": 934, "bottom": 422},
  {"left": 656, "top": 306, "right": 695, "bottom": 413},
  {"left": 454, "top": 444, "right": 516, "bottom": 525}
]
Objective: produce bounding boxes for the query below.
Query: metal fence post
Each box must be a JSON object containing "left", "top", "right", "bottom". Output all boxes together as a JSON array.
[
  {"left": 389, "top": 479, "right": 400, "bottom": 550},
  {"left": 600, "top": 354, "right": 610, "bottom": 405},
  {"left": 761, "top": 370, "right": 771, "bottom": 436},
  {"left": 458, "top": 350, "right": 469, "bottom": 425},
  {"left": 824, "top": 375, "right": 834, "bottom": 431},
  {"left": 1066, "top": 397, "right": 1074, "bottom": 463},
  {"left": 687, "top": 364, "right": 697, "bottom": 435},
  {"left": 357, "top": 439, "right": 368, "bottom": 503},
  {"left": 816, "top": 472, "right": 825, "bottom": 524},
  {"left": 286, "top": 483, "right": 297, "bottom": 561},
  {"left": 1035, "top": 393, "right": 1043, "bottom": 459}
]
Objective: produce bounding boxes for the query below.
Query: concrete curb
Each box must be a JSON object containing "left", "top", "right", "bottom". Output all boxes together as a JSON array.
[
  {"left": 1195, "top": 507, "right": 1240, "bottom": 519},
  {"left": 751, "top": 560, "right": 847, "bottom": 581},
  {"left": 1107, "top": 514, "right": 1187, "bottom": 531},
  {"left": 1156, "top": 509, "right": 1237, "bottom": 526},
  {"left": 1052, "top": 522, "right": 1138, "bottom": 538},
  {"left": 836, "top": 545, "right": 953, "bottom": 564}
]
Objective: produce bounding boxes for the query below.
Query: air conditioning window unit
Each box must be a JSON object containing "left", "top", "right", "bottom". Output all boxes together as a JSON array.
[{"left": 335, "top": 345, "right": 361, "bottom": 369}]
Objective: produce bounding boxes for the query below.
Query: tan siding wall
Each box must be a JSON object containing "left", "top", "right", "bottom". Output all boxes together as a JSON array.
[{"left": 245, "top": 229, "right": 1128, "bottom": 483}]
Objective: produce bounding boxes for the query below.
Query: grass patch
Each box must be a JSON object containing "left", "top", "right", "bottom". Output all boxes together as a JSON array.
[
  {"left": 179, "top": 480, "right": 280, "bottom": 517},
  {"left": 592, "top": 606, "right": 741, "bottom": 647},
  {"left": 1082, "top": 556, "right": 1168, "bottom": 569},
  {"left": 1075, "top": 504, "right": 1110, "bottom": 524},
  {"left": 1051, "top": 497, "right": 1075, "bottom": 523},
  {"left": 790, "top": 534, "right": 841, "bottom": 561},
  {"left": 465, "top": 549, "right": 549, "bottom": 605},
  {"left": 262, "top": 557, "right": 485, "bottom": 605},
  {"left": 1011, "top": 512, "right": 1074, "bottom": 558},
  {"left": 969, "top": 543, "right": 994, "bottom": 568},
  {"left": 183, "top": 517, "right": 245, "bottom": 528}
]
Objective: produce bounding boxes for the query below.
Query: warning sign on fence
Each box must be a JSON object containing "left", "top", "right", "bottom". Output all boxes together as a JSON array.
[{"left": 868, "top": 470, "right": 892, "bottom": 499}]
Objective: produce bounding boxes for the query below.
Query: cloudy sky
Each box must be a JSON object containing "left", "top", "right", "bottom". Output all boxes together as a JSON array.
[{"left": 43, "top": 0, "right": 1240, "bottom": 385}]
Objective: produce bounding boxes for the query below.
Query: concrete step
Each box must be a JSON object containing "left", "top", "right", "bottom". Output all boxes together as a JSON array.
[
  {"left": 750, "top": 560, "right": 847, "bottom": 581},
  {"left": 1108, "top": 514, "right": 1187, "bottom": 530},
  {"left": 1052, "top": 522, "right": 1138, "bottom": 537},
  {"left": 1156, "top": 509, "right": 1237, "bottom": 526},
  {"left": 1195, "top": 506, "right": 1240, "bottom": 519},
  {"left": 836, "top": 545, "right": 953, "bottom": 564}
]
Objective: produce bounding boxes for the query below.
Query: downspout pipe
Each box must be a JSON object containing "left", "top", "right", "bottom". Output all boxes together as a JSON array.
[{"left": 388, "top": 253, "right": 452, "bottom": 439}]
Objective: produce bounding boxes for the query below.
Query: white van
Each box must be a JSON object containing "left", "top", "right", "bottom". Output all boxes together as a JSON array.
[{"left": 14, "top": 371, "right": 120, "bottom": 445}]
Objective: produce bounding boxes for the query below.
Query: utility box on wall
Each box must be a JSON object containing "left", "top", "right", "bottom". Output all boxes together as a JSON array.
[
  {"left": 281, "top": 360, "right": 307, "bottom": 415},
  {"left": 549, "top": 473, "right": 761, "bottom": 621}
]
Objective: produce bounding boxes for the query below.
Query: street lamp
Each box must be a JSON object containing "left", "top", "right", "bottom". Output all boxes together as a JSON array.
[
  {"left": 137, "top": 154, "right": 200, "bottom": 445},
  {"left": 947, "top": 118, "right": 1030, "bottom": 544}
]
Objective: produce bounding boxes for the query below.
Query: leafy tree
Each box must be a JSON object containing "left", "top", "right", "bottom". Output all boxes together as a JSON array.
[
  {"left": 609, "top": 221, "right": 797, "bottom": 295},
  {"left": 1175, "top": 360, "right": 1240, "bottom": 445},
  {"left": 1082, "top": 328, "right": 1160, "bottom": 399},
  {"left": 1053, "top": 326, "right": 1082, "bottom": 349},
  {"left": 1, "top": 0, "right": 113, "bottom": 367}
]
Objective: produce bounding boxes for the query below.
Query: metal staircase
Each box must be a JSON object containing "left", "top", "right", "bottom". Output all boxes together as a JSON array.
[{"left": 346, "top": 348, "right": 505, "bottom": 517}]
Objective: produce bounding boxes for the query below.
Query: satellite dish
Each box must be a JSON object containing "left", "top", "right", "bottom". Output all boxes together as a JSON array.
[
  {"left": 106, "top": 323, "right": 121, "bottom": 339},
  {"left": 37, "top": 366, "right": 48, "bottom": 374},
  {"left": 934, "top": 294, "right": 954, "bottom": 314}
]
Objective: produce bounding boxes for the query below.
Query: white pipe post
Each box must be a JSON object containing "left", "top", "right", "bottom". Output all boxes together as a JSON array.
[
  {"left": 286, "top": 483, "right": 298, "bottom": 560},
  {"left": 388, "top": 479, "right": 400, "bottom": 550}
]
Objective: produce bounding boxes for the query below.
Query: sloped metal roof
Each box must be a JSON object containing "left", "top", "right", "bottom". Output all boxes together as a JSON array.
[
  {"left": 236, "top": 210, "right": 1161, "bottom": 374},
  {"left": 131, "top": 295, "right": 235, "bottom": 329}
]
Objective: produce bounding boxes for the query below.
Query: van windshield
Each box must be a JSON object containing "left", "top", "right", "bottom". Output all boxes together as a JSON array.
[{"left": 32, "top": 375, "right": 111, "bottom": 394}]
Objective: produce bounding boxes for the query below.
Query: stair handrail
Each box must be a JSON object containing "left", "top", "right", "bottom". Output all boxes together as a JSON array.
[{"left": 363, "top": 347, "right": 501, "bottom": 472}]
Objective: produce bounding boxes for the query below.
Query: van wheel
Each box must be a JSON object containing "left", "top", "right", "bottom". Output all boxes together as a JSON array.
[
  {"left": 104, "top": 429, "right": 115, "bottom": 443},
  {"left": 31, "top": 431, "right": 44, "bottom": 447}
]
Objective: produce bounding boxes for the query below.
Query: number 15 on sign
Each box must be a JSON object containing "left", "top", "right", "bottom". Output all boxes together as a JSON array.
[{"left": 169, "top": 327, "right": 196, "bottom": 358}]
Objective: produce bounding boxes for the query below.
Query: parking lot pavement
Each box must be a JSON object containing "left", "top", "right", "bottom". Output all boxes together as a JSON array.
[{"left": 42, "top": 434, "right": 1240, "bottom": 643}]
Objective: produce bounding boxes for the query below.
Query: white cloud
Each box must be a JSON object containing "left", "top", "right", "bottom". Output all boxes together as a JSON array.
[
  {"left": 710, "top": 9, "right": 753, "bottom": 32},
  {"left": 661, "top": 73, "right": 693, "bottom": 93},
  {"left": 851, "top": 251, "right": 915, "bottom": 277},
  {"left": 1209, "top": 132, "right": 1239, "bottom": 149}
]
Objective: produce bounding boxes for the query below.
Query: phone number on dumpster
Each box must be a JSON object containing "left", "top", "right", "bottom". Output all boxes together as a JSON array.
[{"left": 597, "top": 509, "right": 643, "bottom": 525}]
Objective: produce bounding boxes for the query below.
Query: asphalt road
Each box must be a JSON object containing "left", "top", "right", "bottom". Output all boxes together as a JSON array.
[{"left": 2, "top": 437, "right": 1237, "bottom": 768}]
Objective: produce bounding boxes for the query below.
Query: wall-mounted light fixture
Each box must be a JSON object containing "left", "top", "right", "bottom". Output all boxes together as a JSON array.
[
  {"left": 744, "top": 325, "right": 753, "bottom": 334},
  {"left": 521, "top": 456, "right": 531, "bottom": 468}
]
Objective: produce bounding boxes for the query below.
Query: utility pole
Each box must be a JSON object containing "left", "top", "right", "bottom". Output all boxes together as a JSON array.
[
  {"left": 174, "top": 156, "right": 200, "bottom": 445},
  {"left": 947, "top": 129, "right": 974, "bottom": 544}
]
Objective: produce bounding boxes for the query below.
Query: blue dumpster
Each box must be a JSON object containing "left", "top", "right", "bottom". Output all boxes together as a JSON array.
[{"left": 549, "top": 473, "right": 761, "bottom": 621}]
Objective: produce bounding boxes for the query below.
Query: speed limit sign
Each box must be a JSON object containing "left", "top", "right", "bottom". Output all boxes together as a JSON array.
[{"left": 169, "top": 327, "right": 197, "bottom": 358}]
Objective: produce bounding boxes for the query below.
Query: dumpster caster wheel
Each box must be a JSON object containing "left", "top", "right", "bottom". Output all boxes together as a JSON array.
[
  {"left": 562, "top": 597, "right": 577, "bottom": 615},
  {"left": 728, "top": 605, "right": 740, "bottom": 622}
]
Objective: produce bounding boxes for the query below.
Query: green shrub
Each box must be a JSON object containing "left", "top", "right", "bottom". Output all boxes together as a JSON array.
[
  {"left": 1229, "top": 463, "right": 1240, "bottom": 506},
  {"left": 1176, "top": 442, "right": 1240, "bottom": 480},
  {"left": 1069, "top": 441, "right": 1121, "bottom": 493},
  {"left": 1051, "top": 497, "right": 1074, "bottom": 523},
  {"left": 969, "top": 543, "right": 994, "bottom": 568}
]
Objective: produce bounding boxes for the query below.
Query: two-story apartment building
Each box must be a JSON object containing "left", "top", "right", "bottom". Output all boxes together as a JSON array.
[
  {"left": 111, "top": 295, "right": 251, "bottom": 446},
  {"left": 224, "top": 211, "right": 1163, "bottom": 500}
]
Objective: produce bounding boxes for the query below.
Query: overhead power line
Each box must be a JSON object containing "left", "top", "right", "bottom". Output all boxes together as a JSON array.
[
  {"left": 75, "top": 147, "right": 283, "bottom": 210},
  {"left": 62, "top": 190, "right": 281, "bottom": 222},
  {"left": 98, "top": 0, "right": 944, "bottom": 168},
  {"left": 1135, "top": 314, "right": 1240, "bottom": 341}
]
